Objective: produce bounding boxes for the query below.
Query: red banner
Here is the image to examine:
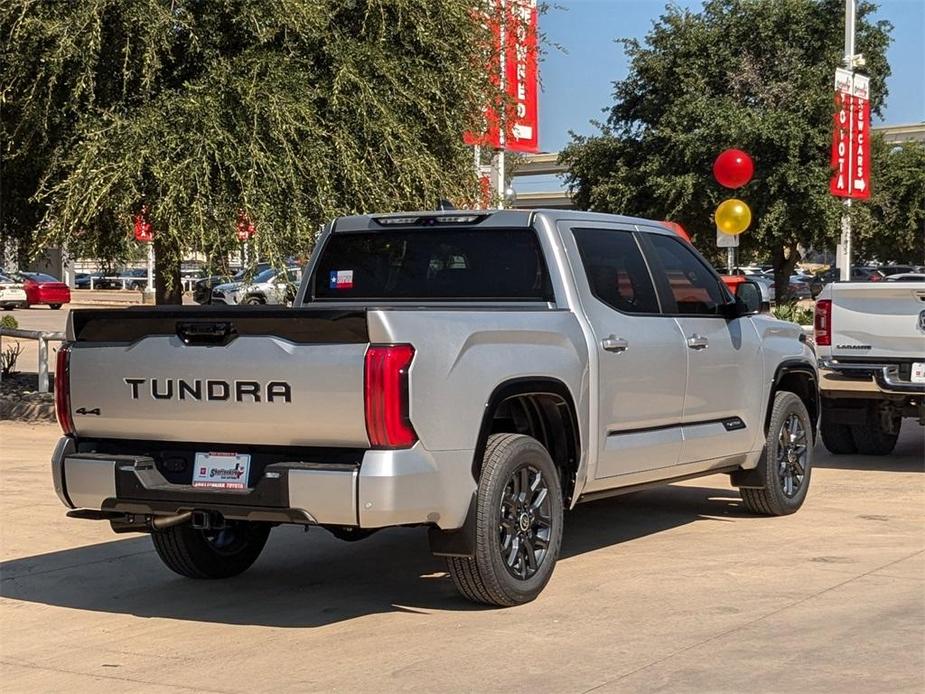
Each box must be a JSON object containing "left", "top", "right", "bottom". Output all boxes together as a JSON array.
[
  {"left": 133, "top": 207, "right": 154, "bottom": 242},
  {"left": 830, "top": 70, "right": 870, "bottom": 199},
  {"left": 464, "top": 0, "right": 539, "bottom": 153}
]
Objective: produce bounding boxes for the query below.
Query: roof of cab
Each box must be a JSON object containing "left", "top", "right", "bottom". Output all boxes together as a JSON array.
[{"left": 331, "top": 209, "right": 675, "bottom": 234}]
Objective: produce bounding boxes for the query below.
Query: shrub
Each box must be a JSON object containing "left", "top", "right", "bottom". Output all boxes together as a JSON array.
[
  {"left": 773, "top": 302, "right": 814, "bottom": 325},
  {"left": 0, "top": 315, "right": 19, "bottom": 330}
]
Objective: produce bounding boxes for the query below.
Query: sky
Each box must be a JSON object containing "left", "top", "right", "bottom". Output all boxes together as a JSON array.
[{"left": 535, "top": 0, "right": 925, "bottom": 155}]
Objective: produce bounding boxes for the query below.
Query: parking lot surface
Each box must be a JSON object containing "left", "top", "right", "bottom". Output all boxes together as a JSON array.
[{"left": 1, "top": 421, "right": 923, "bottom": 693}]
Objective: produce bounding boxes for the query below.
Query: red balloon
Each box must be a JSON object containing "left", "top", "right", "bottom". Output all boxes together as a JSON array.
[
  {"left": 662, "top": 221, "right": 691, "bottom": 243},
  {"left": 713, "top": 149, "right": 754, "bottom": 189}
]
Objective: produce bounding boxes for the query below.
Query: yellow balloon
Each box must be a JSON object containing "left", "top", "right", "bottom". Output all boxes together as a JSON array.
[{"left": 715, "top": 198, "right": 752, "bottom": 235}]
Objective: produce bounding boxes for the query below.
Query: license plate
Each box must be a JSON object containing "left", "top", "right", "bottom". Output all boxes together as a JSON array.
[
  {"left": 912, "top": 362, "right": 925, "bottom": 384},
  {"left": 192, "top": 452, "right": 251, "bottom": 489}
]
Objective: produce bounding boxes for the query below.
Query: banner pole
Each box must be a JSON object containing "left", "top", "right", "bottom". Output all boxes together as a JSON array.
[{"left": 840, "top": 0, "right": 856, "bottom": 281}]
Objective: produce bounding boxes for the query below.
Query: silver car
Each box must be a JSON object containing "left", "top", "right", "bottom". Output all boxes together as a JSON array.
[{"left": 212, "top": 266, "right": 302, "bottom": 305}]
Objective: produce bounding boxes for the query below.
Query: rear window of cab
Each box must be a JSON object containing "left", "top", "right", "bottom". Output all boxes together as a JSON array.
[{"left": 310, "top": 228, "right": 553, "bottom": 302}]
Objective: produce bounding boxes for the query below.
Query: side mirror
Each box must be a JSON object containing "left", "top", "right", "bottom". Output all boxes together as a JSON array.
[{"left": 735, "top": 279, "right": 764, "bottom": 315}]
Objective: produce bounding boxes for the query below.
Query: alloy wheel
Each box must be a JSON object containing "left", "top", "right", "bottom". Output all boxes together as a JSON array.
[
  {"left": 499, "top": 464, "right": 553, "bottom": 580},
  {"left": 777, "top": 413, "right": 808, "bottom": 498}
]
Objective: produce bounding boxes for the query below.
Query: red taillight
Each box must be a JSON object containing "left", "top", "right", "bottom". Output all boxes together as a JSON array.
[
  {"left": 364, "top": 344, "right": 417, "bottom": 449},
  {"left": 869, "top": 273, "right": 882, "bottom": 282},
  {"left": 55, "top": 343, "right": 75, "bottom": 435},
  {"left": 814, "top": 299, "right": 832, "bottom": 346}
]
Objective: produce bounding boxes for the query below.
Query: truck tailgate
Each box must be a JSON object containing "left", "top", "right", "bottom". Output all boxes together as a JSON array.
[
  {"left": 66, "top": 307, "right": 369, "bottom": 447},
  {"left": 829, "top": 283, "right": 925, "bottom": 360}
]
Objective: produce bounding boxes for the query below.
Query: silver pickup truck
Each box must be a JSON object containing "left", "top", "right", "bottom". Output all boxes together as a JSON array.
[
  {"left": 52, "top": 210, "right": 818, "bottom": 606},
  {"left": 815, "top": 281, "right": 924, "bottom": 455}
]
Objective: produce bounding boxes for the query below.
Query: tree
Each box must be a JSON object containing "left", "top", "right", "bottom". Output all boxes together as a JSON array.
[
  {"left": 2, "top": 1, "right": 494, "bottom": 303},
  {"left": 852, "top": 137, "right": 925, "bottom": 264},
  {"left": 560, "top": 0, "right": 892, "bottom": 298}
]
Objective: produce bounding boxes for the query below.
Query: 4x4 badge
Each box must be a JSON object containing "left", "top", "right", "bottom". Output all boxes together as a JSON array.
[{"left": 75, "top": 407, "right": 101, "bottom": 416}]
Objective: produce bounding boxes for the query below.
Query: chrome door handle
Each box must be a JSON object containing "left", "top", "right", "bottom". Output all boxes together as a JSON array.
[
  {"left": 602, "top": 336, "right": 629, "bottom": 353},
  {"left": 686, "top": 334, "right": 709, "bottom": 350}
]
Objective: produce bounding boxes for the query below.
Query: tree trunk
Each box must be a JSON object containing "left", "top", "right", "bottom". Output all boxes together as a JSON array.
[
  {"left": 772, "top": 242, "right": 801, "bottom": 303},
  {"left": 154, "top": 237, "right": 183, "bottom": 305}
]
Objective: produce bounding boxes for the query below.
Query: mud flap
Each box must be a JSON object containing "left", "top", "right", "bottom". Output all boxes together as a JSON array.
[
  {"left": 427, "top": 493, "right": 477, "bottom": 558},
  {"left": 730, "top": 461, "right": 766, "bottom": 489}
]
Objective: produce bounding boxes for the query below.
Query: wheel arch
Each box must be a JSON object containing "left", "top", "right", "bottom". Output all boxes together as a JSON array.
[
  {"left": 472, "top": 377, "right": 581, "bottom": 505},
  {"left": 769, "top": 360, "right": 819, "bottom": 441}
]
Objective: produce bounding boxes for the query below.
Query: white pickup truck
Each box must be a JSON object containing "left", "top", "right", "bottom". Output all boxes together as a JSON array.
[{"left": 815, "top": 281, "right": 925, "bottom": 455}]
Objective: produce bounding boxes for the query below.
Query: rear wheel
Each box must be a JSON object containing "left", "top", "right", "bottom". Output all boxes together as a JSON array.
[
  {"left": 49, "top": 303, "right": 62, "bottom": 310},
  {"left": 853, "top": 401, "right": 900, "bottom": 455},
  {"left": 740, "top": 391, "right": 813, "bottom": 516},
  {"left": 446, "top": 433, "right": 563, "bottom": 607},
  {"left": 820, "top": 401, "right": 857, "bottom": 455},
  {"left": 151, "top": 521, "right": 271, "bottom": 579}
]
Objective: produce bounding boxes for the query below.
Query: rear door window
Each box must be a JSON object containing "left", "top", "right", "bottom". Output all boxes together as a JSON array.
[
  {"left": 572, "top": 228, "right": 660, "bottom": 314},
  {"left": 311, "top": 228, "right": 553, "bottom": 301}
]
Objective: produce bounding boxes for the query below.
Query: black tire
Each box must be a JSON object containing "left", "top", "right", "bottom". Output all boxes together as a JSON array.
[
  {"left": 740, "top": 391, "right": 813, "bottom": 516},
  {"left": 852, "top": 402, "right": 900, "bottom": 455},
  {"left": 151, "top": 521, "right": 271, "bottom": 579},
  {"left": 243, "top": 295, "right": 265, "bottom": 305},
  {"left": 49, "top": 303, "right": 62, "bottom": 310},
  {"left": 820, "top": 402, "right": 857, "bottom": 455},
  {"left": 1, "top": 305, "right": 13, "bottom": 311},
  {"left": 446, "top": 433, "right": 564, "bottom": 607}
]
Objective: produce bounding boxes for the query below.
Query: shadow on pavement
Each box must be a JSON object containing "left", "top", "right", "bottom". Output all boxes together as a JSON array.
[
  {"left": 0, "top": 483, "right": 747, "bottom": 628},
  {"left": 813, "top": 425, "right": 924, "bottom": 473}
]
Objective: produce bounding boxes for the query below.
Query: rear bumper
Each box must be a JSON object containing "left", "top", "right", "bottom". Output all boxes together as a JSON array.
[
  {"left": 52, "top": 438, "right": 475, "bottom": 530},
  {"left": 818, "top": 359, "right": 925, "bottom": 396}
]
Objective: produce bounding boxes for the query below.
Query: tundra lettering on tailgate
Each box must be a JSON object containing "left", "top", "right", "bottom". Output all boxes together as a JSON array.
[{"left": 124, "top": 378, "right": 292, "bottom": 403}]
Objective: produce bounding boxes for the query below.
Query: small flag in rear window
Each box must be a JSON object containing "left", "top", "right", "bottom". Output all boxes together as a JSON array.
[{"left": 329, "top": 270, "right": 354, "bottom": 290}]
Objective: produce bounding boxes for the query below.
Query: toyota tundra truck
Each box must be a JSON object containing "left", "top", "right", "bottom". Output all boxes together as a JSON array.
[
  {"left": 51, "top": 210, "right": 818, "bottom": 606},
  {"left": 814, "top": 281, "right": 924, "bottom": 455}
]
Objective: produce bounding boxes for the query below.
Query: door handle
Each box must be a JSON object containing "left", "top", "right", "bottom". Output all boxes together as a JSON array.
[
  {"left": 686, "top": 334, "right": 709, "bottom": 350},
  {"left": 602, "top": 336, "right": 629, "bottom": 353}
]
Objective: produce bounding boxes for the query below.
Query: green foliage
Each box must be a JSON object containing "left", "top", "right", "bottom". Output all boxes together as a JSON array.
[
  {"left": 852, "top": 138, "right": 925, "bottom": 263},
  {"left": 560, "top": 0, "right": 893, "bottom": 294},
  {"left": 3, "top": 0, "right": 495, "bottom": 295},
  {"left": 1, "top": 315, "right": 20, "bottom": 330},
  {"left": 772, "top": 301, "right": 814, "bottom": 325}
]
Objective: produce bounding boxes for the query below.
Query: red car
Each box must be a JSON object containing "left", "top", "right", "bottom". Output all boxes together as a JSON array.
[{"left": 16, "top": 272, "right": 71, "bottom": 309}]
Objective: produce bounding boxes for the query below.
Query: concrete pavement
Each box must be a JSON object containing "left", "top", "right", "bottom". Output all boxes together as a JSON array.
[{"left": 1, "top": 422, "right": 923, "bottom": 693}]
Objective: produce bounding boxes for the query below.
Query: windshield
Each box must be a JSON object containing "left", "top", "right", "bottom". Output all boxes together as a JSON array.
[{"left": 310, "top": 228, "right": 553, "bottom": 302}]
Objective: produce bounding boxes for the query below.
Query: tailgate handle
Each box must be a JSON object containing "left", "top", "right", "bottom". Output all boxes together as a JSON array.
[{"left": 176, "top": 321, "right": 237, "bottom": 346}]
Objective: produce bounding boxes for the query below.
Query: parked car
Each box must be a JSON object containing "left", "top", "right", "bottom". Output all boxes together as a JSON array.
[
  {"left": 121, "top": 268, "right": 150, "bottom": 290},
  {"left": 884, "top": 273, "right": 925, "bottom": 282},
  {"left": 211, "top": 266, "right": 302, "bottom": 305},
  {"left": 75, "top": 272, "right": 119, "bottom": 290},
  {"left": 193, "top": 263, "right": 271, "bottom": 304},
  {"left": 820, "top": 266, "right": 885, "bottom": 285},
  {"left": 0, "top": 273, "right": 28, "bottom": 310},
  {"left": 793, "top": 271, "right": 824, "bottom": 298},
  {"left": 15, "top": 272, "right": 71, "bottom": 309},
  {"left": 876, "top": 265, "right": 916, "bottom": 277},
  {"left": 52, "top": 209, "right": 817, "bottom": 606}
]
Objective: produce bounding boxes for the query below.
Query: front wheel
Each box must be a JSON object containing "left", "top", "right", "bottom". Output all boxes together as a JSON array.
[
  {"left": 243, "top": 295, "right": 265, "bottom": 305},
  {"left": 446, "top": 433, "right": 564, "bottom": 607},
  {"left": 151, "top": 521, "right": 271, "bottom": 579},
  {"left": 49, "top": 303, "right": 62, "bottom": 310},
  {"left": 740, "top": 391, "right": 813, "bottom": 516}
]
